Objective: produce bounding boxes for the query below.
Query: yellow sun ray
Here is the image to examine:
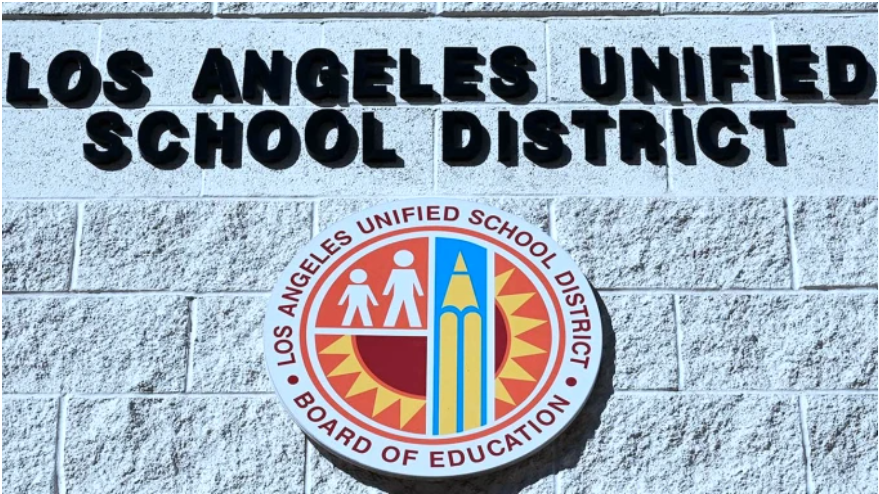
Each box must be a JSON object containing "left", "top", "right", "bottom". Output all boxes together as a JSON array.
[
  {"left": 320, "top": 335, "right": 353, "bottom": 355},
  {"left": 494, "top": 379, "right": 515, "bottom": 405},
  {"left": 399, "top": 397, "right": 424, "bottom": 427},
  {"left": 494, "top": 269, "right": 515, "bottom": 294},
  {"left": 373, "top": 387, "right": 399, "bottom": 416},
  {"left": 327, "top": 354, "right": 361, "bottom": 377},
  {"left": 507, "top": 315, "right": 545, "bottom": 337},
  {"left": 509, "top": 339, "right": 546, "bottom": 358},
  {"left": 499, "top": 359, "right": 535, "bottom": 382},
  {"left": 346, "top": 372, "right": 378, "bottom": 398},
  {"left": 497, "top": 293, "right": 534, "bottom": 315}
]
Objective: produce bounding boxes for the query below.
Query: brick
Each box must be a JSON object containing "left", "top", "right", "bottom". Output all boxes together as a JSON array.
[
  {"left": 679, "top": 294, "right": 878, "bottom": 390},
  {"left": 435, "top": 107, "right": 668, "bottom": 195},
  {"left": 808, "top": 395, "right": 878, "bottom": 494},
  {"left": 318, "top": 197, "right": 550, "bottom": 231},
  {"left": 2, "top": 109, "right": 202, "bottom": 198},
  {"left": 308, "top": 439, "right": 554, "bottom": 493},
  {"left": 2, "top": 2, "right": 211, "bottom": 17},
  {"left": 548, "top": 18, "right": 772, "bottom": 104},
  {"left": 65, "top": 397, "right": 305, "bottom": 494},
  {"left": 664, "top": 2, "right": 877, "bottom": 13},
  {"left": 192, "top": 296, "right": 271, "bottom": 392},
  {"left": 217, "top": 2, "right": 432, "bottom": 16},
  {"left": 324, "top": 20, "right": 547, "bottom": 104},
  {"left": 600, "top": 294, "right": 677, "bottom": 389},
  {"left": 77, "top": 200, "right": 312, "bottom": 291},
  {"left": 440, "top": 2, "right": 658, "bottom": 15},
  {"left": 556, "top": 394, "right": 803, "bottom": 493},
  {"left": 2, "top": 202, "right": 76, "bottom": 291},
  {"left": 794, "top": 197, "right": 878, "bottom": 288},
  {"left": 200, "top": 108, "right": 434, "bottom": 197},
  {"left": 667, "top": 106, "right": 879, "bottom": 196},
  {"left": 98, "top": 20, "right": 322, "bottom": 107},
  {"left": 554, "top": 197, "right": 791, "bottom": 288},
  {"left": 2, "top": 296, "right": 189, "bottom": 393},
  {"left": 775, "top": 15, "right": 878, "bottom": 101},
  {"left": 2, "top": 398, "right": 57, "bottom": 494},
  {"left": 2, "top": 22, "right": 100, "bottom": 108}
]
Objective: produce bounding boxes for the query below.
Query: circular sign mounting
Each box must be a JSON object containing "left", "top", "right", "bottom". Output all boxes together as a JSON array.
[{"left": 264, "top": 199, "right": 602, "bottom": 478}]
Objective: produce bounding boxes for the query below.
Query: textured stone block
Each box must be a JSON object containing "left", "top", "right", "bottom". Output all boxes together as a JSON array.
[
  {"left": 318, "top": 197, "right": 550, "bottom": 231},
  {"left": 2, "top": 202, "right": 76, "bottom": 291},
  {"left": 600, "top": 294, "right": 677, "bottom": 389},
  {"left": 65, "top": 397, "right": 305, "bottom": 494},
  {"left": 664, "top": 2, "right": 877, "bottom": 13},
  {"left": 218, "top": 2, "right": 432, "bottom": 16},
  {"left": 98, "top": 20, "right": 322, "bottom": 107},
  {"left": 200, "top": 108, "right": 434, "bottom": 197},
  {"left": 679, "top": 294, "right": 878, "bottom": 390},
  {"left": 554, "top": 197, "right": 791, "bottom": 288},
  {"left": 2, "top": 2, "right": 211, "bottom": 17},
  {"left": 440, "top": 2, "right": 658, "bottom": 15},
  {"left": 775, "top": 15, "right": 878, "bottom": 101},
  {"left": 2, "top": 296, "right": 189, "bottom": 393},
  {"left": 2, "top": 22, "right": 100, "bottom": 108},
  {"left": 308, "top": 439, "right": 554, "bottom": 494},
  {"left": 548, "top": 18, "right": 772, "bottom": 103},
  {"left": 556, "top": 394, "right": 803, "bottom": 493},
  {"left": 435, "top": 107, "right": 667, "bottom": 195},
  {"left": 2, "top": 398, "right": 57, "bottom": 494},
  {"left": 3, "top": 110, "right": 202, "bottom": 198},
  {"left": 808, "top": 395, "right": 878, "bottom": 494},
  {"left": 324, "top": 19, "right": 547, "bottom": 104},
  {"left": 192, "top": 296, "right": 271, "bottom": 392},
  {"left": 794, "top": 197, "right": 878, "bottom": 288},
  {"left": 667, "top": 106, "right": 879, "bottom": 196},
  {"left": 77, "top": 200, "right": 312, "bottom": 291}
]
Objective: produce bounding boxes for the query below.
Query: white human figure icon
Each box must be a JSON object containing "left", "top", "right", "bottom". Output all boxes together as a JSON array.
[
  {"left": 383, "top": 250, "right": 424, "bottom": 327},
  {"left": 339, "top": 269, "right": 378, "bottom": 327}
]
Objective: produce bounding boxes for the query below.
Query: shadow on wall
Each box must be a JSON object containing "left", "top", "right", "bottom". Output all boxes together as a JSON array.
[{"left": 311, "top": 285, "right": 616, "bottom": 493}]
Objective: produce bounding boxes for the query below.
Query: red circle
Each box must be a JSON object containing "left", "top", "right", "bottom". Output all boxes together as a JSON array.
[
  {"left": 287, "top": 375, "right": 299, "bottom": 385},
  {"left": 566, "top": 377, "right": 577, "bottom": 387},
  {"left": 299, "top": 226, "right": 567, "bottom": 446}
]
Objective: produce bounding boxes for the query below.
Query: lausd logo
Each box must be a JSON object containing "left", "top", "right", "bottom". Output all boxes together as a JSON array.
[{"left": 264, "top": 199, "right": 602, "bottom": 478}]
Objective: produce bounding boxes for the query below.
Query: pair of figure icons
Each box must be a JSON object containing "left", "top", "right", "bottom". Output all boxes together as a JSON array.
[{"left": 339, "top": 249, "right": 424, "bottom": 328}]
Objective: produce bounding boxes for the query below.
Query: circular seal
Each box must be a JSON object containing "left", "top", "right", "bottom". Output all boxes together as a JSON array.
[{"left": 264, "top": 199, "right": 602, "bottom": 478}]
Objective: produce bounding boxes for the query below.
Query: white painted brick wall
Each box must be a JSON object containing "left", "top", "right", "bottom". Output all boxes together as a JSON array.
[{"left": 2, "top": 3, "right": 876, "bottom": 494}]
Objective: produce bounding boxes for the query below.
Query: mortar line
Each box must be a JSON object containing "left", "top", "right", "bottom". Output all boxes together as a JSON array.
[
  {"left": 4, "top": 193, "right": 879, "bottom": 202},
  {"left": 2, "top": 290, "right": 273, "bottom": 297},
  {"left": 544, "top": 20, "right": 552, "bottom": 102},
  {"left": 432, "top": 110, "right": 440, "bottom": 193},
  {"left": 304, "top": 439, "right": 312, "bottom": 494},
  {"left": 798, "top": 396, "right": 817, "bottom": 493},
  {"left": 785, "top": 197, "right": 802, "bottom": 289},
  {"left": 4, "top": 389, "right": 875, "bottom": 399},
  {"left": 54, "top": 394, "right": 68, "bottom": 494},
  {"left": 184, "top": 297, "right": 198, "bottom": 392},
  {"left": 211, "top": 2, "right": 218, "bottom": 16},
  {"left": 311, "top": 200, "right": 320, "bottom": 237},
  {"left": 49, "top": 392, "right": 277, "bottom": 399},
  {"left": 770, "top": 17, "right": 781, "bottom": 101},
  {"left": 673, "top": 295, "right": 685, "bottom": 391},
  {"left": 5, "top": 10, "right": 875, "bottom": 21},
  {"left": 4, "top": 287, "right": 877, "bottom": 298},
  {"left": 547, "top": 199, "right": 558, "bottom": 241},
  {"left": 95, "top": 21, "right": 103, "bottom": 63},
  {"left": 67, "top": 203, "right": 84, "bottom": 290},
  {"left": 616, "top": 389, "right": 878, "bottom": 396}
]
